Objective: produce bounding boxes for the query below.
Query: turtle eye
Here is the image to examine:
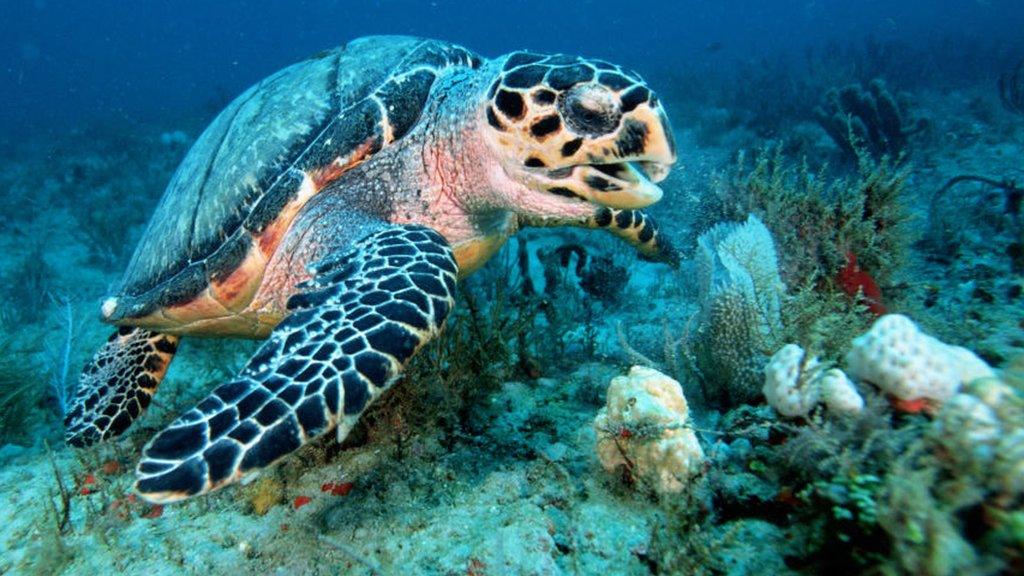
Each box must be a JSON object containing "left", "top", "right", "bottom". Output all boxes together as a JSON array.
[{"left": 559, "top": 84, "right": 621, "bottom": 137}]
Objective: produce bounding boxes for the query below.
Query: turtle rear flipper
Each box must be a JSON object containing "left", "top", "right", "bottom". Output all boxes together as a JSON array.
[
  {"left": 135, "top": 224, "right": 457, "bottom": 503},
  {"left": 65, "top": 327, "right": 179, "bottom": 447}
]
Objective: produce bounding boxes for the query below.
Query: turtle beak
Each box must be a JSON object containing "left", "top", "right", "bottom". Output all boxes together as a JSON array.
[
  {"left": 541, "top": 103, "right": 677, "bottom": 210},
  {"left": 568, "top": 160, "right": 668, "bottom": 208}
]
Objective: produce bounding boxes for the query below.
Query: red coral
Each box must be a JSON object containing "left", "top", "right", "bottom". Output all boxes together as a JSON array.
[
  {"left": 321, "top": 481, "right": 354, "bottom": 496},
  {"left": 888, "top": 396, "right": 937, "bottom": 415},
  {"left": 292, "top": 495, "right": 313, "bottom": 510},
  {"left": 837, "top": 251, "right": 886, "bottom": 315},
  {"left": 79, "top": 474, "right": 97, "bottom": 495}
]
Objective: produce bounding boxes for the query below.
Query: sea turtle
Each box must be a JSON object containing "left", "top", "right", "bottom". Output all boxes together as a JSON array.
[{"left": 64, "top": 36, "right": 678, "bottom": 503}]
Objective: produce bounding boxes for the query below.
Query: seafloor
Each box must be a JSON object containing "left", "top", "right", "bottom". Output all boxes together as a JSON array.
[{"left": 1, "top": 50, "right": 1023, "bottom": 575}]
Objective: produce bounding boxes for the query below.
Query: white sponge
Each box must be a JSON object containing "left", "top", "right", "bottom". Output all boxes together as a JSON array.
[
  {"left": 845, "top": 314, "right": 995, "bottom": 403},
  {"left": 594, "top": 366, "right": 705, "bottom": 494},
  {"left": 763, "top": 344, "right": 864, "bottom": 418},
  {"left": 819, "top": 368, "right": 865, "bottom": 416}
]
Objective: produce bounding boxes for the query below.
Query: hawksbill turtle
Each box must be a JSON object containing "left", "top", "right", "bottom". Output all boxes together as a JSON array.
[{"left": 63, "top": 36, "right": 678, "bottom": 503}]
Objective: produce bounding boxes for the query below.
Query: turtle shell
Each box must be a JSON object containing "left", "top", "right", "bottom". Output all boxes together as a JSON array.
[{"left": 107, "top": 36, "right": 481, "bottom": 322}]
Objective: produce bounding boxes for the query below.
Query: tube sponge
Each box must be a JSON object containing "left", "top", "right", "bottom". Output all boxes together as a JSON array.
[
  {"left": 695, "top": 214, "right": 784, "bottom": 334},
  {"left": 594, "top": 366, "right": 705, "bottom": 494},
  {"left": 693, "top": 214, "right": 785, "bottom": 406},
  {"left": 845, "top": 314, "right": 995, "bottom": 404}
]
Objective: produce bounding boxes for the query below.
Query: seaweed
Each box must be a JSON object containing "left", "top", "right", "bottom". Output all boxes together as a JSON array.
[
  {"left": 4, "top": 242, "right": 52, "bottom": 325},
  {"left": 44, "top": 294, "right": 77, "bottom": 418},
  {"left": 0, "top": 318, "right": 45, "bottom": 445},
  {"left": 362, "top": 258, "right": 546, "bottom": 445},
  {"left": 697, "top": 146, "right": 912, "bottom": 360},
  {"left": 67, "top": 183, "right": 143, "bottom": 270}
]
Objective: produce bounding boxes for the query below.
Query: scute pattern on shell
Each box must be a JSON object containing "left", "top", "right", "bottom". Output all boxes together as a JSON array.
[{"left": 113, "top": 36, "right": 480, "bottom": 319}]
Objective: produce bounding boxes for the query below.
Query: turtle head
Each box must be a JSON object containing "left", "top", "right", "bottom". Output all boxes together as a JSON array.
[{"left": 482, "top": 52, "right": 676, "bottom": 210}]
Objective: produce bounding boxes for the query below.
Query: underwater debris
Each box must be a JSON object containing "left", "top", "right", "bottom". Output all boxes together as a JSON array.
[
  {"left": 998, "top": 59, "right": 1024, "bottom": 116},
  {"left": 845, "top": 314, "right": 996, "bottom": 409},
  {"left": 763, "top": 344, "right": 864, "bottom": 418},
  {"left": 814, "top": 78, "right": 926, "bottom": 162},
  {"left": 593, "top": 366, "right": 705, "bottom": 495},
  {"left": 691, "top": 214, "right": 784, "bottom": 407}
]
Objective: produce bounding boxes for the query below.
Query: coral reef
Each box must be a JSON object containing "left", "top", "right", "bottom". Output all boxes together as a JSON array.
[
  {"left": 697, "top": 147, "right": 917, "bottom": 378},
  {"left": 814, "top": 78, "right": 927, "bottom": 161},
  {"left": 864, "top": 376, "right": 1024, "bottom": 575},
  {"left": 1, "top": 27, "right": 1022, "bottom": 576},
  {"left": 593, "top": 366, "right": 705, "bottom": 494},
  {"left": 845, "top": 314, "right": 995, "bottom": 407},
  {"left": 691, "top": 214, "right": 784, "bottom": 407},
  {"left": 763, "top": 343, "right": 864, "bottom": 418}
]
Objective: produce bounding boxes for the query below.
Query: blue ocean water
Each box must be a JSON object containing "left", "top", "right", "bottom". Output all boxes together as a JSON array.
[
  {"left": 3, "top": 0, "right": 1023, "bottom": 138},
  {"left": 2, "top": 1, "right": 1024, "bottom": 574}
]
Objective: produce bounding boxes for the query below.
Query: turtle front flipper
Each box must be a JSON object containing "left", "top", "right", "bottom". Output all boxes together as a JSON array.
[
  {"left": 65, "top": 327, "right": 179, "bottom": 447},
  {"left": 135, "top": 225, "right": 457, "bottom": 503},
  {"left": 519, "top": 207, "right": 680, "bottom": 267}
]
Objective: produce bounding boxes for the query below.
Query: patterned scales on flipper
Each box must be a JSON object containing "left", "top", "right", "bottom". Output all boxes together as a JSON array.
[
  {"left": 135, "top": 225, "right": 457, "bottom": 503},
  {"left": 64, "top": 327, "right": 179, "bottom": 447}
]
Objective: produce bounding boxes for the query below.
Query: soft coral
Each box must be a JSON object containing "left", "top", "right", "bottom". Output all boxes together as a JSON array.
[{"left": 837, "top": 251, "right": 886, "bottom": 315}]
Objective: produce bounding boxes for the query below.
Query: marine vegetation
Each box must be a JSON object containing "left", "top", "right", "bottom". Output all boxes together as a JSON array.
[
  {"left": 691, "top": 146, "right": 911, "bottom": 372},
  {"left": 689, "top": 215, "right": 784, "bottom": 407},
  {"left": 0, "top": 323, "right": 45, "bottom": 445},
  {"left": 927, "top": 173, "right": 1024, "bottom": 262}
]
